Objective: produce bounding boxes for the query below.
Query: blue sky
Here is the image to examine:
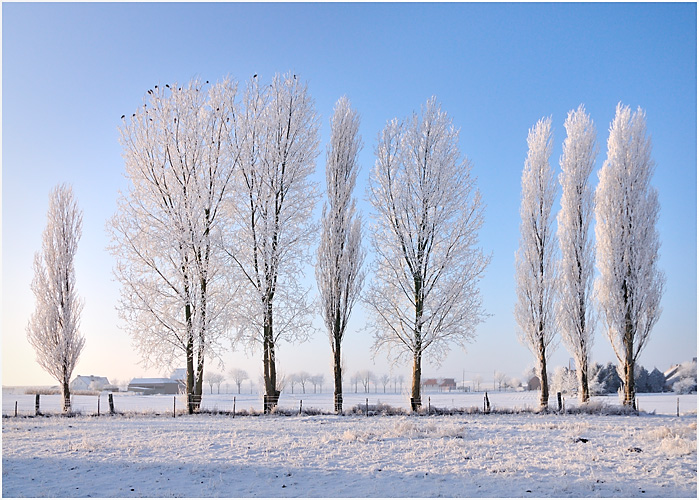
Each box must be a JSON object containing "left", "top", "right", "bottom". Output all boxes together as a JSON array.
[{"left": 3, "top": 2, "right": 696, "bottom": 389}]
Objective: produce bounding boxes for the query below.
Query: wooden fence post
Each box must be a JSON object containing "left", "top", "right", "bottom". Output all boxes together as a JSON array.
[
  {"left": 299, "top": 400, "right": 303, "bottom": 416},
  {"left": 14, "top": 401, "right": 18, "bottom": 417},
  {"left": 108, "top": 393, "right": 115, "bottom": 414},
  {"left": 232, "top": 396, "right": 236, "bottom": 418},
  {"left": 35, "top": 394, "right": 40, "bottom": 416},
  {"left": 428, "top": 397, "right": 431, "bottom": 414},
  {"left": 677, "top": 397, "right": 680, "bottom": 417},
  {"left": 97, "top": 395, "right": 100, "bottom": 416},
  {"left": 366, "top": 398, "right": 369, "bottom": 417},
  {"left": 173, "top": 396, "right": 176, "bottom": 418},
  {"left": 557, "top": 392, "right": 562, "bottom": 412}
]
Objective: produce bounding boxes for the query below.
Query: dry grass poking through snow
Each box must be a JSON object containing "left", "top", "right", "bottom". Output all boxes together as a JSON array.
[{"left": 2, "top": 413, "right": 696, "bottom": 497}]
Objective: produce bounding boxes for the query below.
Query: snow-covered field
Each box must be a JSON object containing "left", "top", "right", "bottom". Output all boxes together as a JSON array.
[
  {"left": 2, "top": 391, "right": 697, "bottom": 497},
  {"left": 2, "top": 410, "right": 696, "bottom": 497}
]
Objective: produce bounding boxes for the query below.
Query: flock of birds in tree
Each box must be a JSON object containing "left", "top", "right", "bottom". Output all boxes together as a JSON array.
[{"left": 121, "top": 74, "right": 298, "bottom": 120}]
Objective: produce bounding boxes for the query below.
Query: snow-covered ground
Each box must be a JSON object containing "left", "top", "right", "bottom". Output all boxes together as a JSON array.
[{"left": 2, "top": 410, "right": 696, "bottom": 497}]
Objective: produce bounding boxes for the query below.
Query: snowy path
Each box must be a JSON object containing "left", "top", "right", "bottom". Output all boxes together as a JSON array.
[{"left": 2, "top": 412, "right": 696, "bottom": 497}]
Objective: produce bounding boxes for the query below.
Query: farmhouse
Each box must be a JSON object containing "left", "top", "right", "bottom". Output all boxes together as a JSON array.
[
  {"left": 440, "top": 378, "right": 457, "bottom": 391},
  {"left": 422, "top": 378, "right": 439, "bottom": 391},
  {"left": 127, "top": 378, "right": 184, "bottom": 395},
  {"left": 70, "top": 375, "right": 112, "bottom": 392},
  {"left": 422, "top": 378, "right": 458, "bottom": 392}
]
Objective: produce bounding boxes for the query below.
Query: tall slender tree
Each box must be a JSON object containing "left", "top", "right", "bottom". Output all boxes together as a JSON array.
[
  {"left": 109, "top": 79, "right": 237, "bottom": 409},
  {"left": 316, "top": 96, "right": 366, "bottom": 413},
  {"left": 515, "top": 116, "right": 558, "bottom": 410},
  {"left": 595, "top": 103, "right": 664, "bottom": 409},
  {"left": 557, "top": 105, "right": 598, "bottom": 403},
  {"left": 27, "top": 184, "right": 85, "bottom": 412},
  {"left": 224, "top": 73, "right": 320, "bottom": 412},
  {"left": 367, "top": 97, "right": 490, "bottom": 411}
]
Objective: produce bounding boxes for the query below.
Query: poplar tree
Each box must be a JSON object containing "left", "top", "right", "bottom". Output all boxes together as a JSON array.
[
  {"left": 557, "top": 105, "right": 598, "bottom": 403},
  {"left": 515, "top": 117, "right": 558, "bottom": 410},
  {"left": 316, "top": 96, "right": 366, "bottom": 413},
  {"left": 27, "top": 184, "right": 85, "bottom": 412},
  {"left": 595, "top": 104, "right": 664, "bottom": 409}
]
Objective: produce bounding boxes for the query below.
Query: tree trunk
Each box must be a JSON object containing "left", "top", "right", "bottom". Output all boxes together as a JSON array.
[
  {"left": 538, "top": 342, "right": 548, "bottom": 409},
  {"left": 194, "top": 271, "right": 207, "bottom": 407},
  {"left": 623, "top": 332, "right": 636, "bottom": 408},
  {"left": 579, "top": 359, "right": 590, "bottom": 403},
  {"left": 195, "top": 350, "right": 204, "bottom": 409},
  {"left": 62, "top": 379, "right": 71, "bottom": 413},
  {"left": 411, "top": 352, "right": 422, "bottom": 411},
  {"left": 186, "top": 335, "right": 195, "bottom": 413},
  {"left": 621, "top": 301, "right": 636, "bottom": 408},
  {"left": 333, "top": 341, "right": 342, "bottom": 413},
  {"left": 263, "top": 301, "right": 279, "bottom": 413}
]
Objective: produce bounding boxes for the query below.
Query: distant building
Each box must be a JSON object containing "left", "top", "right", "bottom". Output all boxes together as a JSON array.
[
  {"left": 70, "top": 375, "right": 112, "bottom": 392},
  {"left": 169, "top": 368, "right": 186, "bottom": 384},
  {"left": 422, "top": 378, "right": 457, "bottom": 392},
  {"left": 664, "top": 358, "right": 697, "bottom": 391},
  {"left": 128, "top": 378, "right": 184, "bottom": 395},
  {"left": 422, "top": 378, "right": 439, "bottom": 391},
  {"left": 440, "top": 378, "right": 457, "bottom": 391},
  {"left": 527, "top": 376, "right": 541, "bottom": 391}
]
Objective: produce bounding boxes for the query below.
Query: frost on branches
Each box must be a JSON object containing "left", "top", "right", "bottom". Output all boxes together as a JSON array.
[
  {"left": 557, "top": 105, "right": 598, "bottom": 403},
  {"left": 315, "top": 97, "right": 366, "bottom": 413},
  {"left": 515, "top": 117, "right": 558, "bottom": 410},
  {"left": 108, "top": 79, "right": 237, "bottom": 408},
  {"left": 595, "top": 103, "right": 665, "bottom": 408},
  {"left": 366, "top": 97, "right": 490, "bottom": 411},
  {"left": 223, "top": 73, "right": 320, "bottom": 412},
  {"left": 27, "top": 184, "right": 85, "bottom": 412}
]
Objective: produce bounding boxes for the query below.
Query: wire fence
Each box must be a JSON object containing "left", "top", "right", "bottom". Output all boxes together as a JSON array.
[{"left": 2, "top": 390, "right": 696, "bottom": 418}]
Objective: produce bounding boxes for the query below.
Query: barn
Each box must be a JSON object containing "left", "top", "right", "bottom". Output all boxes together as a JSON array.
[{"left": 127, "top": 378, "right": 184, "bottom": 395}]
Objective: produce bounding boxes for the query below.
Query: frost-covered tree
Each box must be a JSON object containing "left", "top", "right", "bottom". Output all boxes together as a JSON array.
[
  {"left": 357, "top": 370, "right": 374, "bottom": 393},
  {"left": 296, "top": 371, "right": 310, "bottom": 394},
  {"left": 223, "top": 73, "right": 320, "bottom": 412},
  {"left": 672, "top": 360, "right": 697, "bottom": 394},
  {"left": 595, "top": 104, "right": 665, "bottom": 408},
  {"left": 109, "top": 79, "right": 237, "bottom": 408},
  {"left": 473, "top": 374, "right": 483, "bottom": 392},
  {"left": 367, "top": 97, "right": 490, "bottom": 411},
  {"left": 27, "top": 184, "right": 85, "bottom": 412},
  {"left": 515, "top": 116, "right": 558, "bottom": 410},
  {"left": 494, "top": 371, "right": 508, "bottom": 391},
  {"left": 551, "top": 366, "right": 577, "bottom": 395},
  {"left": 557, "top": 105, "right": 598, "bottom": 403},
  {"left": 205, "top": 372, "right": 225, "bottom": 394},
  {"left": 379, "top": 374, "right": 391, "bottom": 393},
  {"left": 310, "top": 374, "right": 325, "bottom": 394},
  {"left": 228, "top": 368, "right": 248, "bottom": 394},
  {"left": 647, "top": 368, "right": 666, "bottom": 393},
  {"left": 316, "top": 97, "right": 366, "bottom": 412}
]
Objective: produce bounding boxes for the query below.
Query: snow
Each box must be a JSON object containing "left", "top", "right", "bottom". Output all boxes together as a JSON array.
[{"left": 2, "top": 392, "right": 696, "bottom": 497}]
